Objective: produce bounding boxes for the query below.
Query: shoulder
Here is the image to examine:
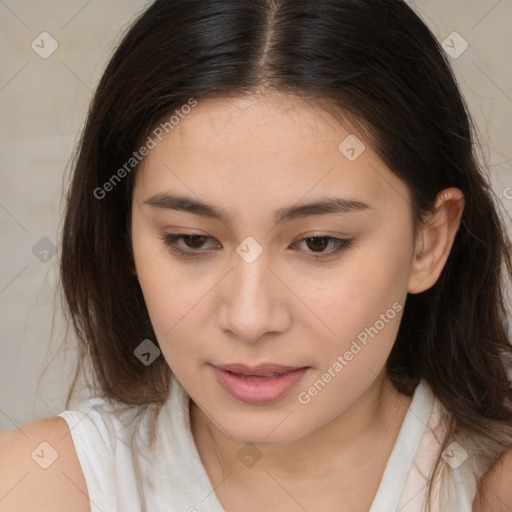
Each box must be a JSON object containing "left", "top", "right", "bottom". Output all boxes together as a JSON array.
[
  {"left": 472, "top": 447, "right": 512, "bottom": 512},
  {"left": 0, "top": 416, "right": 90, "bottom": 512}
]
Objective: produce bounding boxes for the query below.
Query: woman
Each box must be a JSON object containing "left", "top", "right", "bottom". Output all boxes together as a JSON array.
[{"left": 1, "top": 1, "right": 511, "bottom": 510}]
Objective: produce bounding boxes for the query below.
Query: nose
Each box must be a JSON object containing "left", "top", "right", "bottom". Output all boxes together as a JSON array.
[{"left": 218, "top": 254, "right": 292, "bottom": 344}]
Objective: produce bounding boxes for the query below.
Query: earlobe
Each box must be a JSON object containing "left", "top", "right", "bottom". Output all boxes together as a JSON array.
[{"left": 407, "top": 187, "right": 465, "bottom": 294}]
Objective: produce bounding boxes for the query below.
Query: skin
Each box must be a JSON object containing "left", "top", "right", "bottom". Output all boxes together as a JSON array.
[
  {"left": 473, "top": 448, "right": 512, "bottom": 511},
  {"left": 130, "top": 93, "right": 465, "bottom": 511}
]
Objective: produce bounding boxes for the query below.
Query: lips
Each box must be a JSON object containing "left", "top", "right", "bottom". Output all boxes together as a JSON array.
[
  {"left": 215, "top": 363, "right": 305, "bottom": 377},
  {"left": 212, "top": 363, "right": 309, "bottom": 404}
]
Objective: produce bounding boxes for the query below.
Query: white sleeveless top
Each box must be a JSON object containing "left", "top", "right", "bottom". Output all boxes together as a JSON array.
[{"left": 57, "top": 376, "right": 478, "bottom": 512}]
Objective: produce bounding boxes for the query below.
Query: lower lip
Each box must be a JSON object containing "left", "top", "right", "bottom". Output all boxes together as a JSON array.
[{"left": 213, "top": 366, "right": 309, "bottom": 404}]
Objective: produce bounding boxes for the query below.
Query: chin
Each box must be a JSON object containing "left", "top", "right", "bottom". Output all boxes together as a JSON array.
[{"left": 218, "top": 417, "right": 305, "bottom": 447}]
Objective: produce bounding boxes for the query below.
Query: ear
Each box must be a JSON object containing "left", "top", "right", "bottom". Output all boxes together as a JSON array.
[{"left": 408, "top": 187, "right": 465, "bottom": 294}]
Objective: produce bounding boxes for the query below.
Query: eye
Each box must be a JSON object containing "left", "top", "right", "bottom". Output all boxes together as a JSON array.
[
  {"left": 293, "top": 236, "right": 354, "bottom": 259},
  {"left": 161, "top": 234, "right": 220, "bottom": 258},
  {"left": 160, "top": 233, "right": 354, "bottom": 260}
]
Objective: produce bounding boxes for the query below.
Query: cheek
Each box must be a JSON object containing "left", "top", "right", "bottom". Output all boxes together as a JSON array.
[
  {"left": 315, "top": 253, "right": 407, "bottom": 320},
  {"left": 298, "top": 258, "right": 406, "bottom": 413},
  {"left": 132, "top": 233, "right": 224, "bottom": 376},
  {"left": 137, "top": 265, "right": 208, "bottom": 341},
  {"left": 304, "top": 235, "right": 411, "bottom": 358},
  {"left": 134, "top": 259, "right": 205, "bottom": 376},
  {"left": 132, "top": 232, "right": 196, "bottom": 335}
]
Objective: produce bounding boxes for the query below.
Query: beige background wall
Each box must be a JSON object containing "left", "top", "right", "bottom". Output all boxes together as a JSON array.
[{"left": 1, "top": 0, "right": 511, "bottom": 432}]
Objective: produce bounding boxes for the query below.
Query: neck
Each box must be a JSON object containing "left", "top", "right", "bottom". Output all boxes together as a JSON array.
[{"left": 189, "top": 370, "right": 413, "bottom": 486}]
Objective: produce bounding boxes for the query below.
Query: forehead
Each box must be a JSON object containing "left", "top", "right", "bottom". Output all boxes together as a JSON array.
[{"left": 134, "top": 94, "right": 412, "bottom": 223}]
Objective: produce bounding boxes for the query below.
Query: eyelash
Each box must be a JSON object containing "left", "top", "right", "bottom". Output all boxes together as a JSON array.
[{"left": 160, "top": 233, "right": 354, "bottom": 260}]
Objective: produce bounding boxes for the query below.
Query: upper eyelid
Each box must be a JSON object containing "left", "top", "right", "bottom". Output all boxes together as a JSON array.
[
  {"left": 163, "top": 233, "right": 351, "bottom": 253},
  {"left": 164, "top": 233, "right": 345, "bottom": 243}
]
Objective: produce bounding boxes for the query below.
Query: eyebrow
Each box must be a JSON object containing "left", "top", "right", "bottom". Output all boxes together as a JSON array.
[{"left": 144, "top": 193, "right": 372, "bottom": 224}]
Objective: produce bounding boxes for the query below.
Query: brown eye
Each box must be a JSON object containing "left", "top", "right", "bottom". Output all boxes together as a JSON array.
[
  {"left": 182, "top": 235, "right": 208, "bottom": 249},
  {"left": 161, "top": 233, "right": 220, "bottom": 258},
  {"left": 161, "top": 233, "right": 353, "bottom": 261},
  {"left": 305, "top": 237, "right": 330, "bottom": 252},
  {"left": 295, "top": 236, "right": 354, "bottom": 259}
]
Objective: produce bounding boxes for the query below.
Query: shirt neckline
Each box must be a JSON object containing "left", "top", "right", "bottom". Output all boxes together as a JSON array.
[
  {"left": 369, "top": 378, "right": 435, "bottom": 511},
  {"left": 168, "top": 376, "right": 433, "bottom": 512}
]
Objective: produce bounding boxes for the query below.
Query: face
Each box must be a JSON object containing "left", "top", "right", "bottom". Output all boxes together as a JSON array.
[{"left": 130, "top": 93, "right": 417, "bottom": 446}]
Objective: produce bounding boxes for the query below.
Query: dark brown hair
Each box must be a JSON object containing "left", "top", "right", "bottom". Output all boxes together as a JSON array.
[{"left": 60, "top": 0, "right": 512, "bottom": 509}]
